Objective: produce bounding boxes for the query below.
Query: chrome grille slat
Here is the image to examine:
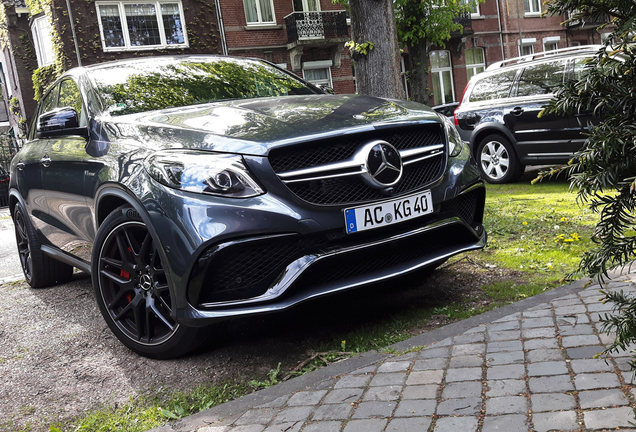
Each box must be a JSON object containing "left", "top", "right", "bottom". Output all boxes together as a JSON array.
[{"left": 268, "top": 124, "right": 446, "bottom": 205}]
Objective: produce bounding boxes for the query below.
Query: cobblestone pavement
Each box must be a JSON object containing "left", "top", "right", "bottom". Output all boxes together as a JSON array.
[{"left": 153, "top": 274, "right": 636, "bottom": 432}]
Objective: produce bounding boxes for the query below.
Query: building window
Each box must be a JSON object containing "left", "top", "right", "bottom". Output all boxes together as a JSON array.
[
  {"left": 243, "top": 0, "right": 275, "bottom": 25},
  {"left": 519, "top": 38, "right": 535, "bottom": 56},
  {"left": 302, "top": 60, "right": 332, "bottom": 88},
  {"left": 293, "top": 0, "right": 320, "bottom": 11},
  {"left": 461, "top": 0, "right": 480, "bottom": 17},
  {"left": 32, "top": 15, "right": 55, "bottom": 67},
  {"left": 430, "top": 50, "right": 455, "bottom": 105},
  {"left": 543, "top": 36, "right": 560, "bottom": 53},
  {"left": 523, "top": 0, "right": 541, "bottom": 14},
  {"left": 465, "top": 48, "right": 485, "bottom": 81},
  {"left": 96, "top": 1, "right": 187, "bottom": 51}
]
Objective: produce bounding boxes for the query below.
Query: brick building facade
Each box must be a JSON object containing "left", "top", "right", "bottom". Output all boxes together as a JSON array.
[{"left": 218, "top": 0, "right": 354, "bottom": 94}]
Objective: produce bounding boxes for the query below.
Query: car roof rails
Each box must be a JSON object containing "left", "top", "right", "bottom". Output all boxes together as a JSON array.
[{"left": 485, "top": 45, "right": 603, "bottom": 71}]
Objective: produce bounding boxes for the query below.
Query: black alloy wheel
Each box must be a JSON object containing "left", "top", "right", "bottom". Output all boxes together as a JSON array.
[
  {"left": 93, "top": 207, "right": 202, "bottom": 358},
  {"left": 13, "top": 202, "right": 73, "bottom": 288},
  {"left": 14, "top": 206, "right": 33, "bottom": 283}
]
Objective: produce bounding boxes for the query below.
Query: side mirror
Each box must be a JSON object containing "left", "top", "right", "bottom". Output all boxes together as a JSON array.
[
  {"left": 37, "top": 107, "right": 89, "bottom": 139},
  {"left": 320, "top": 85, "right": 335, "bottom": 95}
]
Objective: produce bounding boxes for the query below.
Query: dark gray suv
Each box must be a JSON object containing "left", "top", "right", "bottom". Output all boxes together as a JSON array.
[
  {"left": 10, "top": 56, "right": 486, "bottom": 358},
  {"left": 454, "top": 46, "right": 602, "bottom": 183}
]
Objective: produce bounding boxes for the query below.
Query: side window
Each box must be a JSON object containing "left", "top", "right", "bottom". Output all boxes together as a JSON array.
[
  {"left": 469, "top": 70, "right": 517, "bottom": 102},
  {"left": 58, "top": 79, "right": 86, "bottom": 126},
  {"left": 516, "top": 60, "right": 565, "bottom": 97},
  {"left": 39, "top": 84, "right": 59, "bottom": 115}
]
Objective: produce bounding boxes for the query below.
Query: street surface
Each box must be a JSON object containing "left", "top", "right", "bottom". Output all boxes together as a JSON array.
[{"left": 0, "top": 207, "right": 23, "bottom": 281}]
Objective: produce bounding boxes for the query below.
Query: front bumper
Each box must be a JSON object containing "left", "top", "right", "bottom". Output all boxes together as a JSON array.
[{"left": 174, "top": 183, "right": 486, "bottom": 325}]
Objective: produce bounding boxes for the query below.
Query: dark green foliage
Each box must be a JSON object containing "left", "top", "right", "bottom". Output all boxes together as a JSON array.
[
  {"left": 540, "top": 0, "right": 636, "bottom": 372},
  {"left": 539, "top": 0, "right": 636, "bottom": 281}
]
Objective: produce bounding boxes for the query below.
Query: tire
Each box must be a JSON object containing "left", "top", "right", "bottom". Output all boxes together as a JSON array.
[
  {"left": 13, "top": 202, "right": 73, "bottom": 288},
  {"left": 477, "top": 134, "right": 525, "bottom": 184},
  {"left": 92, "top": 206, "right": 203, "bottom": 359}
]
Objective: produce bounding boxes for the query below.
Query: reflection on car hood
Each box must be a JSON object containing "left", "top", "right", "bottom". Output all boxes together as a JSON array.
[{"left": 103, "top": 94, "right": 441, "bottom": 156}]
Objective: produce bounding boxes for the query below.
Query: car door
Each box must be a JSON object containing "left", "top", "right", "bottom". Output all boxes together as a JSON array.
[
  {"left": 14, "top": 85, "right": 59, "bottom": 238},
  {"left": 504, "top": 59, "right": 577, "bottom": 161},
  {"left": 39, "top": 78, "right": 93, "bottom": 259}
]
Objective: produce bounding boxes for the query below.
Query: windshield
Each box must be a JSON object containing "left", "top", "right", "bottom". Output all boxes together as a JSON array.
[{"left": 87, "top": 57, "right": 319, "bottom": 116}]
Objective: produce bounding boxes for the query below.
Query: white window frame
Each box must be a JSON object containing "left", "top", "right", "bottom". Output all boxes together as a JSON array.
[
  {"left": 95, "top": 1, "right": 189, "bottom": 52},
  {"left": 518, "top": 38, "right": 536, "bottom": 56},
  {"left": 430, "top": 50, "right": 455, "bottom": 105},
  {"left": 461, "top": 0, "right": 480, "bottom": 18},
  {"left": 294, "top": 0, "right": 321, "bottom": 12},
  {"left": 302, "top": 60, "right": 333, "bottom": 88},
  {"left": 543, "top": 36, "right": 560, "bottom": 53},
  {"left": 32, "top": 15, "right": 55, "bottom": 67},
  {"left": 524, "top": 0, "right": 541, "bottom": 15},
  {"left": 244, "top": 0, "right": 277, "bottom": 26}
]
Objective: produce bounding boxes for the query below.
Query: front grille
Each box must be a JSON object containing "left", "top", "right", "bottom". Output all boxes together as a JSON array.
[
  {"left": 287, "top": 158, "right": 443, "bottom": 205},
  {"left": 268, "top": 124, "right": 446, "bottom": 206}
]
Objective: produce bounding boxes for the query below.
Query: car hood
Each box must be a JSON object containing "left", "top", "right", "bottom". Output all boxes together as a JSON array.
[{"left": 100, "top": 94, "right": 443, "bottom": 156}]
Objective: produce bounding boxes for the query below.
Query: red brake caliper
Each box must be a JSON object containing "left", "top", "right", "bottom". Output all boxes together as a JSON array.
[{"left": 120, "top": 269, "right": 133, "bottom": 302}]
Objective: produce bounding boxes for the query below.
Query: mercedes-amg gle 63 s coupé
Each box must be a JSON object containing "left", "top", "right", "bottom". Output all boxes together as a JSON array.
[{"left": 10, "top": 56, "right": 486, "bottom": 358}]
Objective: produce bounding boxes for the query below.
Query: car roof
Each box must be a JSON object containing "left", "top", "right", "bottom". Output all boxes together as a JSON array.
[{"left": 484, "top": 45, "right": 603, "bottom": 73}]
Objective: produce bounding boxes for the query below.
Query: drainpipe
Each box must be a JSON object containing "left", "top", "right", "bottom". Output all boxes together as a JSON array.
[
  {"left": 495, "top": 0, "right": 505, "bottom": 60},
  {"left": 65, "top": 0, "right": 81, "bottom": 67},
  {"left": 516, "top": 0, "right": 523, "bottom": 56},
  {"left": 215, "top": 0, "right": 229, "bottom": 56}
]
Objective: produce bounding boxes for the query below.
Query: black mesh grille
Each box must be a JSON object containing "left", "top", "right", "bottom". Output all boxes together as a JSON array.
[
  {"left": 194, "top": 235, "right": 329, "bottom": 304},
  {"left": 440, "top": 188, "right": 485, "bottom": 227},
  {"left": 269, "top": 124, "right": 446, "bottom": 206}
]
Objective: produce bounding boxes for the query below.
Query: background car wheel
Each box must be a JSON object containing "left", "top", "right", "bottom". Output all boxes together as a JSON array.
[
  {"left": 13, "top": 203, "right": 73, "bottom": 288},
  {"left": 477, "top": 135, "right": 525, "bottom": 184},
  {"left": 92, "top": 206, "right": 203, "bottom": 359}
]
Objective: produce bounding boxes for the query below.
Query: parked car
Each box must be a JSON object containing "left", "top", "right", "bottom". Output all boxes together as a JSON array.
[
  {"left": 10, "top": 55, "right": 486, "bottom": 358},
  {"left": 0, "top": 165, "right": 9, "bottom": 207},
  {"left": 454, "top": 45, "right": 604, "bottom": 183}
]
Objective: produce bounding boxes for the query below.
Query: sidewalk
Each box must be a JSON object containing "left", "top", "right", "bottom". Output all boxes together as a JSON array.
[{"left": 153, "top": 274, "right": 636, "bottom": 432}]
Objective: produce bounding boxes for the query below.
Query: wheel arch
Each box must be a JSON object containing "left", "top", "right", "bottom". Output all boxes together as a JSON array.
[
  {"left": 93, "top": 185, "right": 179, "bottom": 308},
  {"left": 470, "top": 125, "right": 517, "bottom": 156}
]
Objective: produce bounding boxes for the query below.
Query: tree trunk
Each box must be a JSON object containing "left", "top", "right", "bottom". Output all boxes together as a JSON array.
[
  {"left": 407, "top": 38, "right": 430, "bottom": 105},
  {"left": 349, "top": 0, "right": 405, "bottom": 99}
]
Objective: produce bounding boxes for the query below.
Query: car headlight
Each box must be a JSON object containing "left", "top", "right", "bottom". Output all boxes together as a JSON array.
[
  {"left": 441, "top": 115, "right": 465, "bottom": 158},
  {"left": 146, "top": 150, "right": 265, "bottom": 198}
]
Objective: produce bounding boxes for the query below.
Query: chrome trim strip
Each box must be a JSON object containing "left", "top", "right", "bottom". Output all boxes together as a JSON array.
[
  {"left": 199, "top": 217, "right": 477, "bottom": 309},
  {"left": 278, "top": 144, "right": 445, "bottom": 184},
  {"left": 526, "top": 152, "right": 574, "bottom": 157}
]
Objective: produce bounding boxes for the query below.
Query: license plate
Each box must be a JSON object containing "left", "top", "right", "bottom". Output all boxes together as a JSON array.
[{"left": 344, "top": 190, "right": 433, "bottom": 234}]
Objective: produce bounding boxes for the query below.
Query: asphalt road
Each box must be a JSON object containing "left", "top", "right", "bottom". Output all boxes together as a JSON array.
[{"left": 0, "top": 207, "right": 24, "bottom": 281}]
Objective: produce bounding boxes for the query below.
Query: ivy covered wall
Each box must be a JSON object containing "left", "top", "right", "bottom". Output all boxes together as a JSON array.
[{"left": 50, "top": 0, "right": 222, "bottom": 68}]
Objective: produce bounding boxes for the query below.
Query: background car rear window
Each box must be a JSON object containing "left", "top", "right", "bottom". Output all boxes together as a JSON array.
[
  {"left": 516, "top": 60, "right": 565, "bottom": 97},
  {"left": 469, "top": 70, "right": 517, "bottom": 102}
]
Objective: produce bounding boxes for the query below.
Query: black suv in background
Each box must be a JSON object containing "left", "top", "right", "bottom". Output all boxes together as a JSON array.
[{"left": 454, "top": 46, "right": 602, "bottom": 183}]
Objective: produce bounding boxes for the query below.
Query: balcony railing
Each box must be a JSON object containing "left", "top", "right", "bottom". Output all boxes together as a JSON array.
[
  {"left": 284, "top": 11, "right": 348, "bottom": 44},
  {"left": 451, "top": 11, "right": 473, "bottom": 37}
]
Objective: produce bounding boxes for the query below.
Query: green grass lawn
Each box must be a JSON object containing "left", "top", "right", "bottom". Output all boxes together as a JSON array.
[{"left": 34, "top": 172, "right": 603, "bottom": 432}]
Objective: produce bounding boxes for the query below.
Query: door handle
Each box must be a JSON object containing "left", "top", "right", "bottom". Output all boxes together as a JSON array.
[
  {"left": 40, "top": 155, "right": 51, "bottom": 168},
  {"left": 16, "top": 161, "right": 25, "bottom": 171},
  {"left": 511, "top": 107, "right": 524, "bottom": 116}
]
